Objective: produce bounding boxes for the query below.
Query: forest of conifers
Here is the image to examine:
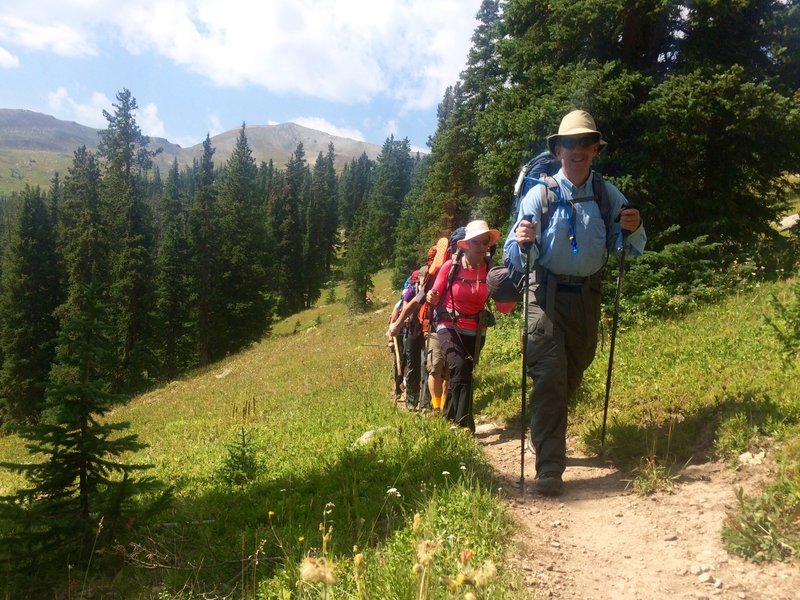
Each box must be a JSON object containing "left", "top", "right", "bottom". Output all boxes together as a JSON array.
[{"left": 0, "top": 0, "right": 798, "bottom": 429}]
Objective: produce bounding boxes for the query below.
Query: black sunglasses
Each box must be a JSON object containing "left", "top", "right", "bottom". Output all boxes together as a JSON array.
[{"left": 559, "top": 135, "right": 599, "bottom": 150}]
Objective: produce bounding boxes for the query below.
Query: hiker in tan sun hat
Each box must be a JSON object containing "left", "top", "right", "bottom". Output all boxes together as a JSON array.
[
  {"left": 546, "top": 109, "right": 608, "bottom": 155},
  {"left": 501, "top": 109, "right": 647, "bottom": 496},
  {"left": 425, "top": 219, "right": 500, "bottom": 434}
]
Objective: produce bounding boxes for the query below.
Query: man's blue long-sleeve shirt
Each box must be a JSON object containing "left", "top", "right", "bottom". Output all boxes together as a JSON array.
[{"left": 503, "top": 170, "right": 646, "bottom": 276}]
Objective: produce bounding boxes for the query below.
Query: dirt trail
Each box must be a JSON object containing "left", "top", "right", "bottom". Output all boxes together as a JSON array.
[{"left": 473, "top": 421, "right": 798, "bottom": 600}]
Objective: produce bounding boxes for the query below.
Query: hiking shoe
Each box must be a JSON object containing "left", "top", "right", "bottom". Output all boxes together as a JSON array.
[{"left": 534, "top": 472, "right": 564, "bottom": 497}]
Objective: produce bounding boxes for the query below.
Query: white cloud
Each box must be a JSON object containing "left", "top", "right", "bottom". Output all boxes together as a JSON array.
[
  {"left": 47, "top": 87, "right": 111, "bottom": 128},
  {"left": 207, "top": 115, "right": 225, "bottom": 137},
  {"left": 1, "top": 0, "right": 481, "bottom": 111},
  {"left": 290, "top": 116, "right": 365, "bottom": 141},
  {"left": 384, "top": 120, "right": 399, "bottom": 138},
  {"left": 0, "top": 14, "right": 95, "bottom": 57},
  {"left": 46, "top": 87, "right": 166, "bottom": 140},
  {"left": 136, "top": 102, "right": 167, "bottom": 138},
  {"left": 169, "top": 134, "right": 203, "bottom": 148},
  {"left": 0, "top": 44, "right": 18, "bottom": 68}
]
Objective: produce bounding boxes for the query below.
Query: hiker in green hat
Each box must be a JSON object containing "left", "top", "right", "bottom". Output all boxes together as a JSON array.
[{"left": 503, "top": 110, "right": 646, "bottom": 496}]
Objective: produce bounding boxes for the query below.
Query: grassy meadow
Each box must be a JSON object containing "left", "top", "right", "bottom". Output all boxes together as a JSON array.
[
  {"left": 0, "top": 271, "right": 520, "bottom": 599},
  {"left": 479, "top": 277, "right": 800, "bottom": 468},
  {"left": 0, "top": 268, "right": 798, "bottom": 597},
  {"left": 0, "top": 150, "right": 74, "bottom": 195}
]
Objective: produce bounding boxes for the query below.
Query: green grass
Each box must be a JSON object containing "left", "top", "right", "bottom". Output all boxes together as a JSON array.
[
  {"left": 0, "top": 149, "right": 73, "bottom": 195},
  {"left": 1, "top": 271, "right": 798, "bottom": 597},
  {"left": 722, "top": 432, "right": 800, "bottom": 562},
  {"left": 0, "top": 270, "right": 522, "bottom": 599},
  {"left": 479, "top": 279, "right": 800, "bottom": 467}
]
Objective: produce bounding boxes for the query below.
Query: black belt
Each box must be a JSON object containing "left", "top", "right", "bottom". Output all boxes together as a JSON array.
[
  {"left": 553, "top": 273, "right": 587, "bottom": 284},
  {"left": 556, "top": 283, "right": 582, "bottom": 292}
]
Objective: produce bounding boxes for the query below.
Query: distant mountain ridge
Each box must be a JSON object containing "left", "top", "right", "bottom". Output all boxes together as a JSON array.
[
  {"left": 0, "top": 109, "right": 183, "bottom": 155},
  {"left": 0, "top": 109, "right": 383, "bottom": 194}
]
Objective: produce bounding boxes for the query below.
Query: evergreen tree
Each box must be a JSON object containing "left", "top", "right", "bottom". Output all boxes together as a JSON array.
[
  {"left": 338, "top": 153, "right": 373, "bottom": 232},
  {"left": 303, "top": 152, "right": 332, "bottom": 307},
  {"left": 269, "top": 143, "right": 308, "bottom": 315},
  {"left": 58, "top": 146, "right": 108, "bottom": 326},
  {"left": 407, "top": 83, "right": 478, "bottom": 251},
  {"left": 322, "top": 142, "right": 339, "bottom": 271},
  {"left": 258, "top": 159, "right": 276, "bottom": 206},
  {"left": 0, "top": 186, "right": 61, "bottom": 427},
  {"left": 217, "top": 125, "right": 273, "bottom": 350},
  {"left": 343, "top": 138, "right": 413, "bottom": 308},
  {"left": 188, "top": 135, "right": 223, "bottom": 364},
  {"left": 474, "top": 0, "right": 800, "bottom": 251},
  {"left": 48, "top": 173, "right": 68, "bottom": 296},
  {"left": 392, "top": 155, "right": 433, "bottom": 287},
  {"left": 154, "top": 160, "right": 194, "bottom": 378},
  {"left": 365, "top": 136, "right": 414, "bottom": 263},
  {"left": 0, "top": 148, "right": 165, "bottom": 572},
  {"left": 343, "top": 205, "right": 376, "bottom": 311},
  {"left": 47, "top": 172, "right": 62, "bottom": 227},
  {"left": 98, "top": 89, "right": 159, "bottom": 392}
]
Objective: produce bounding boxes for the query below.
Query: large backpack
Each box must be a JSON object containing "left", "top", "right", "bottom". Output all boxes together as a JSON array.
[
  {"left": 511, "top": 151, "right": 561, "bottom": 219},
  {"left": 512, "top": 150, "right": 613, "bottom": 244}
]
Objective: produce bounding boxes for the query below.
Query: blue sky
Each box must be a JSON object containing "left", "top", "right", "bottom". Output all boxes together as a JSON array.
[{"left": 0, "top": 1, "right": 484, "bottom": 152}]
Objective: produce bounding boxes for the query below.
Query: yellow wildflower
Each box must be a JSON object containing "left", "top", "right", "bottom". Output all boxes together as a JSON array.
[{"left": 412, "top": 512, "right": 421, "bottom": 532}]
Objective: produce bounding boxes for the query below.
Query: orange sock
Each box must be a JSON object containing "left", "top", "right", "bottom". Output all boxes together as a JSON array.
[{"left": 432, "top": 396, "right": 442, "bottom": 409}]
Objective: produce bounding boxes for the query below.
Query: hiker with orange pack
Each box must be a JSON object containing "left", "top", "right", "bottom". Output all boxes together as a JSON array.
[
  {"left": 426, "top": 220, "right": 500, "bottom": 433},
  {"left": 389, "top": 237, "right": 451, "bottom": 411}
]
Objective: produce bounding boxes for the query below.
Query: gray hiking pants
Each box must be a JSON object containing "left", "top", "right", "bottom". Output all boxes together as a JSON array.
[{"left": 526, "top": 271, "right": 602, "bottom": 476}]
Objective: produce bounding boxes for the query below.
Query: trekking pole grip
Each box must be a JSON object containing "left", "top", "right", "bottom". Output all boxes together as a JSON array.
[
  {"left": 522, "top": 214, "right": 535, "bottom": 253},
  {"left": 617, "top": 201, "right": 638, "bottom": 237}
]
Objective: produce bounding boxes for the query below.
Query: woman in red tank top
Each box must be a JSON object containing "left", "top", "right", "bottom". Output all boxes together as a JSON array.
[{"left": 427, "top": 220, "right": 500, "bottom": 433}]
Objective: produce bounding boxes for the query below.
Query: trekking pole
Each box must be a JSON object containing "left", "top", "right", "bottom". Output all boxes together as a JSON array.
[
  {"left": 392, "top": 335, "right": 403, "bottom": 402},
  {"left": 601, "top": 208, "right": 634, "bottom": 450},
  {"left": 520, "top": 216, "right": 534, "bottom": 497}
]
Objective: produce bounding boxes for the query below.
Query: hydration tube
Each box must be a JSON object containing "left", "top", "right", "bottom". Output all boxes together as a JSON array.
[{"left": 523, "top": 176, "right": 579, "bottom": 255}]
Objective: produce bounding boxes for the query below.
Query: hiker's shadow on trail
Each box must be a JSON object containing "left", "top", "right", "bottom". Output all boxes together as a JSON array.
[{"left": 477, "top": 424, "right": 633, "bottom": 501}]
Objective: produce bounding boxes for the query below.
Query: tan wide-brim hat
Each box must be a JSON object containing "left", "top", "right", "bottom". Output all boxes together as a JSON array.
[
  {"left": 547, "top": 110, "right": 608, "bottom": 154},
  {"left": 457, "top": 220, "right": 501, "bottom": 249}
]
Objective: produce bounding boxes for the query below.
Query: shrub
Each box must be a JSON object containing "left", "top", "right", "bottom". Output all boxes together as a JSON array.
[{"left": 765, "top": 274, "right": 800, "bottom": 365}]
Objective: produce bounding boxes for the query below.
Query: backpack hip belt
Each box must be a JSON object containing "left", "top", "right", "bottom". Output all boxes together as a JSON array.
[
  {"left": 535, "top": 267, "right": 603, "bottom": 337},
  {"left": 435, "top": 306, "right": 484, "bottom": 328}
]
